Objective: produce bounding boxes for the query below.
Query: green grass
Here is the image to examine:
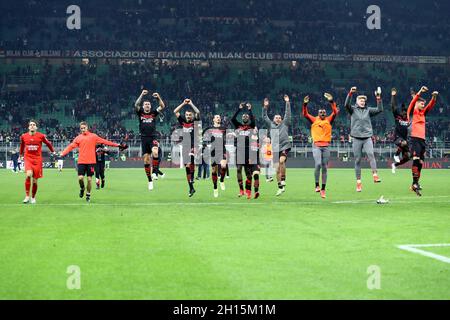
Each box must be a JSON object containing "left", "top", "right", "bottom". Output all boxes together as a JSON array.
[{"left": 0, "top": 168, "right": 449, "bottom": 300}]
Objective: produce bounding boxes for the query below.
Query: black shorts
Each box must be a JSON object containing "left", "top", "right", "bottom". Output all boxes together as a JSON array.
[
  {"left": 141, "top": 136, "right": 158, "bottom": 154},
  {"left": 211, "top": 147, "right": 227, "bottom": 166},
  {"left": 244, "top": 164, "right": 260, "bottom": 175},
  {"left": 411, "top": 137, "right": 426, "bottom": 160},
  {"left": 95, "top": 162, "right": 105, "bottom": 173},
  {"left": 277, "top": 148, "right": 291, "bottom": 161},
  {"left": 394, "top": 137, "right": 409, "bottom": 149},
  {"left": 78, "top": 164, "right": 95, "bottom": 177},
  {"left": 183, "top": 147, "right": 196, "bottom": 165}
]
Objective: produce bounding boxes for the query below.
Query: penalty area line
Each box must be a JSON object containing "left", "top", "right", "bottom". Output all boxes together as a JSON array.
[{"left": 397, "top": 244, "right": 450, "bottom": 264}]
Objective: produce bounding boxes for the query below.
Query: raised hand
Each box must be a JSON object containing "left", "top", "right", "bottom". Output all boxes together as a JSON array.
[
  {"left": 142, "top": 90, "right": 148, "bottom": 96},
  {"left": 152, "top": 92, "right": 160, "bottom": 99},
  {"left": 263, "top": 98, "right": 269, "bottom": 109},
  {"left": 303, "top": 96, "right": 310, "bottom": 104},
  {"left": 239, "top": 102, "right": 245, "bottom": 109},
  {"left": 246, "top": 102, "right": 252, "bottom": 110},
  {"left": 284, "top": 95, "right": 290, "bottom": 103},
  {"left": 432, "top": 91, "right": 439, "bottom": 98},
  {"left": 324, "top": 93, "right": 333, "bottom": 102},
  {"left": 375, "top": 87, "right": 382, "bottom": 97},
  {"left": 184, "top": 98, "right": 191, "bottom": 105},
  {"left": 350, "top": 87, "right": 357, "bottom": 94},
  {"left": 391, "top": 88, "right": 397, "bottom": 96},
  {"left": 419, "top": 86, "right": 428, "bottom": 94}
]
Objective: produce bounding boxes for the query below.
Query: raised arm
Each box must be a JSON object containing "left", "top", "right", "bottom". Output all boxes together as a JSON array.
[
  {"left": 324, "top": 93, "right": 338, "bottom": 124},
  {"left": 174, "top": 99, "right": 189, "bottom": 118},
  {"left": 135, "top": 89, "right": 148, "bottom": 113},
  {"left": 407, "top": 86, "right": 427, "bottom": 122},
  {"left": 425, "top": 91, "right": 438, "bottom": 115},
  {"left": 302, "top": 96, "right": 315, "bottom": 124},
  {"left": 189, "top": 100, "right": 201, "bottom": 119},
  {"left": 262, "top": 98, "right": 272, "bottom": 127},
  {"left": 231, "top": 103, "right": 244, "bottom": 128},
  {"left": 344, "top": 87, "right": 356, "bottom": 114},
  {"left": 247, "top": 103, "right": 256, "bottom": 128},
  {"left": 369, "top": 87, "right": 384, "bottom": 116},
  {"left": 152, "top": 92, "right": 165, "bottom": 112},
  {"left": 283, "top": 95, "right": 291, "bottom": 125},
  {"left": 391, "top": 88, "right": 400, "bottom": 117}
]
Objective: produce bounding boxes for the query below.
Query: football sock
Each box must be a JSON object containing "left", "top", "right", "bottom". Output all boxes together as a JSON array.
[
  {"left": 220, "top": 167, "right": 226, "bottom": 183},
  {"left": 253, "top": 174, "right": 259, "bottom": 193},
  {"left": 212, "top": 172, "right": 218, "bottom": 189},
  {"left": 245, "top": 178, "right": 252, "bottom": 191},
  {"left": 412, "top": 159, "right": 420, "bottom": 184},
  {"left": 32, "top": 181, "right": 38, "bottom": 198},
  {"left": 25, "top": 177, "right": 31, "bottom": 196},
  {"left": 144, "top": 164, "right": 152, "bottom": 182}
]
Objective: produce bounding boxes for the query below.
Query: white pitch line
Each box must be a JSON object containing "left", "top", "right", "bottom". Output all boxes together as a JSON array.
[
  {"left": 397, "top": 244, "right": 450, "bottom": 264},
  {"left": 0, "top": 198, "right": 449, "bottom": 207}
]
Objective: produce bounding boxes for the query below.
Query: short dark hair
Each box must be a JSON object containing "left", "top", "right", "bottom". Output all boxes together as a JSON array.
[{"left": 28, "top": 119, "right": 38, "bottom": 127}]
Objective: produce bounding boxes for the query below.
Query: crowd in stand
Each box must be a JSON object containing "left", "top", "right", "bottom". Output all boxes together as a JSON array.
[
  {"left": 2, "top": 0, "right": 450, "bottom": 55},
  {"left": 1, "top": 59, "right": 449, "bottom": 145}
]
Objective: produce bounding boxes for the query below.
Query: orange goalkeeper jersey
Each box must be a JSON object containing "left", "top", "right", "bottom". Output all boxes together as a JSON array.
[
  {"left": 407, "top": 93, "right": 436, "bottom": 140},
  {"left": 61, "top": 131, "right": 119, "bottom": 164},
  {"left": 303, "top": 102, "right": 338, "bottom": 147}
]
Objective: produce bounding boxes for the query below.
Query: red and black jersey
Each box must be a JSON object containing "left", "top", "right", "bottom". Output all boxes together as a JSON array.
[
  {"left": 177, "top": 114, "right": 199, "bottom": 148},
  {"left": 136, "top": 107, "right": 159, "bottom": 137},
  {"left": 95, "top": 145, "right": 110, "bottom": 163},
  {"left": 231, "top": 108, "right": 258, "bottom": 164},
  {"left": 391, "top": 95, "right": 409, "bottom": 141},
  {"left": 393, "top": 111, "right": 409, "bottom": 141},
  {"left": 203, "top": 125, "right": 227, "bottom": 149}
]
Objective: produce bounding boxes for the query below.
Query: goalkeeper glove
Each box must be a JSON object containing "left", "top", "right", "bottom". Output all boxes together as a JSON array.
[{"left": 118, "top": 143, "right": 128, "bottom": 151}]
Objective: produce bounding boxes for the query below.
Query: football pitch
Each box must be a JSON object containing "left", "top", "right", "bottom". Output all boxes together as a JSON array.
[{"left": 0, "top": 168, "right": 449, "bottom": 300}]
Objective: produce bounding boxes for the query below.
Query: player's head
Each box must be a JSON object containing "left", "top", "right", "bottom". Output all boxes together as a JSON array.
[
  {"left": 213, "top": 114, "right": 221, "bottom": 125},
  {"left": 28, "top": 119, "right": 38, "bottom": 133},
  {"left": 185, "top": 110, "right": 194, "bottom": 122},
  {"left": 356, "top": 95, "right": 367, "bottom": 108},
  {"left": 241, "top": 113, "right": 250, "bottom": 123},
  {"left": 318, "top": 108, "right": 327, "bottom": 120},
  {"left": 143, "top": 100, "right": 151, "bottom": 113},
  {"left": 273, "top": 114, "right": 282, "bottom": 125},
  {"left": 415, "top": 97, "right": 426, "bottom": 110},
  {"left": 79, "top": 121, "right": 89, "bottom": 134}
]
